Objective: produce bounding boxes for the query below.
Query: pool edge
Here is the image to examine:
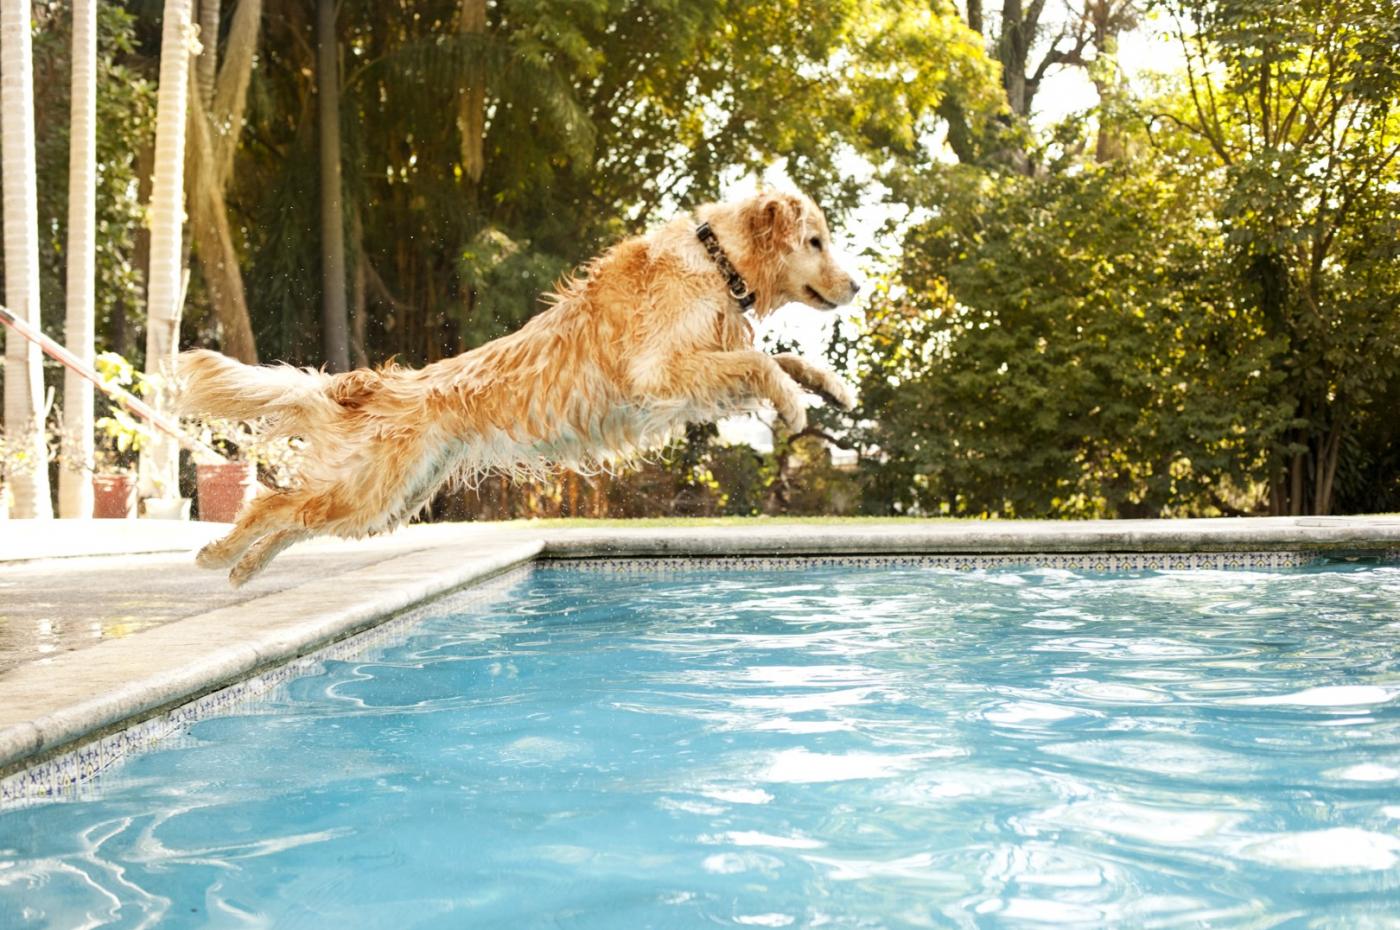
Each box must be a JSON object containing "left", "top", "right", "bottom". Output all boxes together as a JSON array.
[
  {"left": 4, "top": 515, "right": 1400, "bottom": 803},
  {"left": 0, "top": 535, "right": 543, "bottom": 789}
]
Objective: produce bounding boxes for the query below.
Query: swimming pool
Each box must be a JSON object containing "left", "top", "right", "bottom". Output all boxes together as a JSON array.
[{"left": 2, "top": 561, "right": 1398, "bottom": 928}]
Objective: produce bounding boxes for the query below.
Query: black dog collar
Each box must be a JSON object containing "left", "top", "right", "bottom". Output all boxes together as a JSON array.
[{"left": 695, "top": 222, "right": 757, "bottom": 311}]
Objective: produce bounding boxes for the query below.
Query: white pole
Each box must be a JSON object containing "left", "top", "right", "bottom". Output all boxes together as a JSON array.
[
  {"left": 1, "top": 0, "right": 54, "bottom": 518},
  {"left": 59, "top": 0, "right": 97, "bottom": 518},
  {"left": 139, "top": 0, "right": 196, "bottom": 500}
]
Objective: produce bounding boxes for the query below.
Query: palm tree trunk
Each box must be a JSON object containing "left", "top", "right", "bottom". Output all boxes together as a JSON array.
[
  {"left": 1, "top": 0, "right": 53, "bottom": 518},
  {"left": 317, "top": 0, "right": 349, "bottom": 372},
  {"left": 140, "top": 0, "right": 196, "bottom": 501},
  {"left": 59, "top": 0, "right": 97, "bottom": 518}
]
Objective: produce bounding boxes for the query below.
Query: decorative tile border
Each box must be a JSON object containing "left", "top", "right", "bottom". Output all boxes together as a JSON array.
[
  {"left": 0, "top": 566, "right": 532, "bottom": 809},
  {"left": 543, "top": 550, "right": 1331, "bottom": 575},
  {"left": 4, "top": 547, "right": 1394, "bottom": 808}
]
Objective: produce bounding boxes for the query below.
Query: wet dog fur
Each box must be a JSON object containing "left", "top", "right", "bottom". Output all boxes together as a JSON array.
[{"left": 178, "top": 189, "right": 860, "bottom": 585}]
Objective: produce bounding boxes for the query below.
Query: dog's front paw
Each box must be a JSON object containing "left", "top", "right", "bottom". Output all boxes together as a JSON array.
[
  {"left": 815, "top": 373, "right": 856, "bottom": 411},
  {"left": 775, "top": 389, "right": 808, "bottom": 433}
]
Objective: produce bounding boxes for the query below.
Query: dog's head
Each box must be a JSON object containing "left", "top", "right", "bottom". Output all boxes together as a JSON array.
[{"left": 740, "top": 190, "right": 861, "bottom": 312}]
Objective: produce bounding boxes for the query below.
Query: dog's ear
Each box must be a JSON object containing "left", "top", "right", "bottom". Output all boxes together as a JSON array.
[{"left": 745, "top": 191, "right": 802, "bottom": 256}]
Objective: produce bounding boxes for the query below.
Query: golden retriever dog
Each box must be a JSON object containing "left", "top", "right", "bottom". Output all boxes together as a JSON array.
[{"left": 179, "top": 189, "right": 860, "bottom": 585}]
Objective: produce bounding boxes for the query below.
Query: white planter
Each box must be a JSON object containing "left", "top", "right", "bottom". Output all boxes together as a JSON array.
[{"left": 141, "top": 496, "right": 192, "bottom": 520}]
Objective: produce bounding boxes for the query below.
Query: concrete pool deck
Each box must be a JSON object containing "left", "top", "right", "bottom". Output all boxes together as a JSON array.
[{"left": 2, "top": 515, "right": 1399, "bottom": 783}]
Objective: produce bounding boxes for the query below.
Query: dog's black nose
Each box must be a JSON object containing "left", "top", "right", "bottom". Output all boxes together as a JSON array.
[{"left": 850, "top": 279, "right": 862, "bottom": 295}]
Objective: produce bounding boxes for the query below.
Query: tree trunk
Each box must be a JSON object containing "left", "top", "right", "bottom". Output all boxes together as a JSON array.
[
  {"left": 998, "top": 0, "right": 1030, "bottom": 117},
  {"left": 350, "top": 203, "right": 368, "bottom": 368},
  {"left": 317, "top": 0, "right": 349, "bottom": 372},
  {"left": 211, "top": 0, "right": 258, "bottom": 185},
  {"left": 126, "top": 138, "right": 156, "bottom": 360},
  {"left": 140, "top": 0, "right": 196, "bottom": 501},
  {"left": 1, "top": 0, "right": 53, "bottom": 519},
  {"left": 59, "top": 0, "right": 97, "bottom": 519},
  {"left": 188, "top": 83, "right": 258, "bottom": 362},
  {"left": 457, "top": 0, "right": 487, "bottom": 185},
  {"left": 196, "top": 0, "right": 219, "bottom": 109},
  {"left": 186, "top": 0, "right": 261, "bottom": 363},
  {"left": 1317, "top": 427, "right": 1342, "bottom": 515}
]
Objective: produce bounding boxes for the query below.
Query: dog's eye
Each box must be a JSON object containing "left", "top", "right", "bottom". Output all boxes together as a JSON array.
[{"left": 809, "top": 236, "right": 823, "bottom": 251}]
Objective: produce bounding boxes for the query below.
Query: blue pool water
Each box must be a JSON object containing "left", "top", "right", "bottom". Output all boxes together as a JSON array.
[{"left": 3, "top": 563, "right": 1400, "bottom": 928}]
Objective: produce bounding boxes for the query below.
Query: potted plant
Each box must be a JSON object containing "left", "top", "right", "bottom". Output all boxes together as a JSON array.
[
  {"left": 193, "top": 419, "right": 259, "bottom": 523},
  {"left": 190, "top": 418, "right": 302, "bottom": 522},
  {"left": 92, "top": 405, "right": 144, "bottom": 519},
  {"left": 90, "top": 353, "right": 180, "bottom": 519}
]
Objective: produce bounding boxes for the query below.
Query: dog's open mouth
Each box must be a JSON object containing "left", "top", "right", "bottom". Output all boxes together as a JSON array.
[{"left": 804, "top": 286, "right": 839, "bottom": 309}]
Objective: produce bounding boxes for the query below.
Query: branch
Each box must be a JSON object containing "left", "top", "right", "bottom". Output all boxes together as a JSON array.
[
  {"left": 211, "top": 0, "right": 263, "bottom": 185},
  {"left": 792, "top": 425, "right": 857, "bottom": 451},
  {"left": 1172, "top": 14, "right": 1233, "bottom": 165},
  {"left": 363, "top": 256, "right": 414, "bottom": 314}
]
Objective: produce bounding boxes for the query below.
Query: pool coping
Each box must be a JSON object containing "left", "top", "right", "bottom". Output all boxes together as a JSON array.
[{"left": 3, "top": 516, "right": 1399, "bottom": 793}]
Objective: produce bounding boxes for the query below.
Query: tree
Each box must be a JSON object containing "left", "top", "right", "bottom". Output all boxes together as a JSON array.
[
  {"left": 58, "top": 0, "right": 96, "bottom": 518},
  {"left": 937, "top": 0, "right": 1137, "bottom": 169},
  {"left": 844, "top": 157, "right": 1289, "bottom": 517},
  {"left": 139, "top": 0, "right": 196, "bottom": 501},
  {"left": 1157, "top": 0, "right": 1400, "bottom": 514},
  {"left": 2, "top": 0, "right": 53, "bottom": 518},
  {"left": 317, "top": 0, "right": 349, "bottom": 372},
  {"left": 227, "top": 0, "right": 991, "bottom": 367}
]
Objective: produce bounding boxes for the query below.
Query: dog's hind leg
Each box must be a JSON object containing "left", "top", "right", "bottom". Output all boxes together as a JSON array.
[
  {"left": 195, "top": 491, "right": 306, "bottom": 570},
  {"left": 227, "top": 528, "right": 313, "bottom": 588}
]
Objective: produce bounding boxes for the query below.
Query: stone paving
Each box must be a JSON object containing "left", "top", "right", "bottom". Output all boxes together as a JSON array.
[{"left": 0, "top": 547, "right": 432, "bottom": 675}]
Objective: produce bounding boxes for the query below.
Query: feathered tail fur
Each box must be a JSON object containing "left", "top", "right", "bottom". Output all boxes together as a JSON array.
[{"left": 177, "top": 349, "right": 341, "bottom": 435}]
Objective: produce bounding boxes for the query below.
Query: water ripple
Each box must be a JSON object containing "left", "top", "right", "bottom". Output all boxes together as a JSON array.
[{"left": 2, "top": 563, "right": 1399, "bottom": 928}]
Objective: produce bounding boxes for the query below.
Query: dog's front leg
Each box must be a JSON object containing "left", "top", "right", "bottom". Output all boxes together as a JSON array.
[
  {"left": 650, "top": 350, "right": 809, "bottom": 432},
  {"left": 772, "top": 354, "right": 856, "bottom": 411}
]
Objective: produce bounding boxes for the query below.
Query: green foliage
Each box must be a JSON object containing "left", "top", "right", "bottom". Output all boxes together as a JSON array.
[
  {"left": 1150, "top": 0, "right": 1400, "bottom": 513},
  {"left": 228, "top": 0, "right": 992, "bottom": 364},
  {"left": 836, "top": 0, "right": 1400, "bottom": 518},
  {"left": 91, "top": 352, "right": 155, "bottom": 474},
  {"left": 846, "top": 155, "right": 1292, "bottom": 517},
  {"left": 16, "top": 0, "right": 1396, "bottom": 519}
]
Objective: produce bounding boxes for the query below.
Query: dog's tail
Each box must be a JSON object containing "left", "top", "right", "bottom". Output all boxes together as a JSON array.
[{"left": 177, "top": 349, "right": 340, "bottom": 432}]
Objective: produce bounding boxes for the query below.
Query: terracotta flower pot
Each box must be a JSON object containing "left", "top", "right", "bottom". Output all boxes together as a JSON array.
[
  {"left": 92, "top": 474, "right": 137, "bottom": 519},
  {"left": 196, "top": 461, "right": 258, "bottom": 522}
]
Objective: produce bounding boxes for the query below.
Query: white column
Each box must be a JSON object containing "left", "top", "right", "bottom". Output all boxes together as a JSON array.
[
  {"left": 59, "top": 0, "right": 97, "bottom": 518},
  {"left": 1, "top": 0, "right": 53, "bottom": 519}
]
